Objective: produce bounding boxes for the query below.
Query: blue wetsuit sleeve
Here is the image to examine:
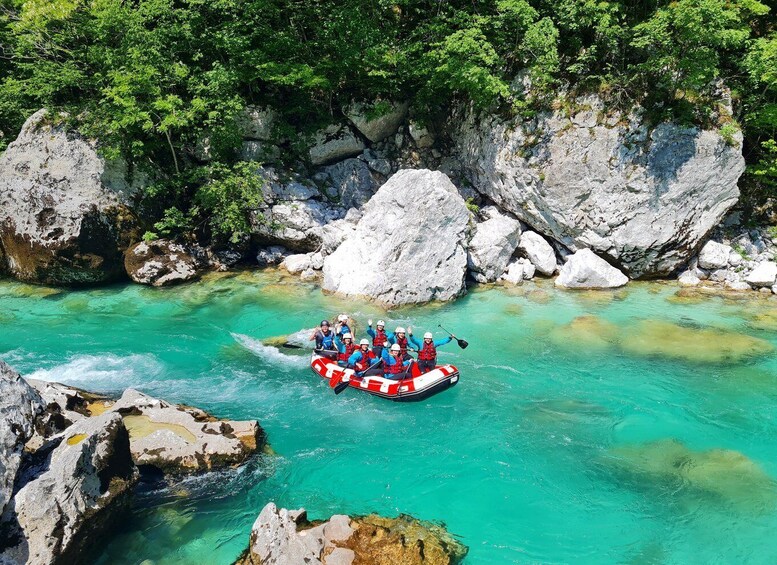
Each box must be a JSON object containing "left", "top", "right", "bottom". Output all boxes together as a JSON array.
[
  {"left": 381, "top": 349, "right": 395, "bottom": 366},
  {"left": 387, "top": 332, "right": 396, "bottom": 344},
  {"left": 334, "top": 335, "right": 345, "bottom": 353},
  {"left": 367, "top": 327, "right": 375, "bottom": 339},
  {"left": 408, "top": 335, "right": 422, "bottom": 349},
  {"left": 347, "top": 351, "right": 361, "bottom": 365},
  {"left": 434, "top": 337, "right": 452, "bottom": 347}
]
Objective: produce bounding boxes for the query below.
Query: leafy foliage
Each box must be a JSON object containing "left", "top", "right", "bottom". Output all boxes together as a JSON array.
[{"left": 0, "top": 0, "right": 775, "bottom": 228}]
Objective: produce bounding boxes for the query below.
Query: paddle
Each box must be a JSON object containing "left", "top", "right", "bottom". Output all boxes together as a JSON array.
[
  {"left": 438, "top": 324, "right": 469, "bottom": 349},
  {"left": 334, "top": 356, "right": 384, "bottom": 395}
]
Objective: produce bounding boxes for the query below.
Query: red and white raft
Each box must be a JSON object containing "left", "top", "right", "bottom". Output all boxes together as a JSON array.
[{"left": 310, "top": 353, "right": 460, "bottom": 402}]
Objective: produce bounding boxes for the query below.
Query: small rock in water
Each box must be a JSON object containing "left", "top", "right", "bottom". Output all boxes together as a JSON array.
[
  {"left": 745, "top": 261, "right": 777, "bottom": 287},
  {"left": 555, "top": 249, "right": 628, "bottom": 289}
]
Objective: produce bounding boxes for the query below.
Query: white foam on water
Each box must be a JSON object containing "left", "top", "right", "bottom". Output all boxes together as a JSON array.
[
  {"left": 284, "top": 327, "right": 317, "bottom": 349},
  {"left": 26, "top": 353, "right": 163, "bottom": 388},
  {"left": 231, "top": 333, "right": 309, "bottom": 369}
]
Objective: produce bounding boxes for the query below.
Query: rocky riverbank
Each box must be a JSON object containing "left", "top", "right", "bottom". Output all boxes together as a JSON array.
[
  {"left": 0, "top": 360, "right": 264, "bottom": 564},
  {"left": 2, "top": 95, "right": 770, "bottom": 303},
  {"left": 0, "top": 360, "right": 468, "bottom": 564}
]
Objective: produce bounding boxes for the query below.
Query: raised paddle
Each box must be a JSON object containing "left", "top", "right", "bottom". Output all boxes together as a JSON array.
[
  {"left": 438, "top": 324, "right": 468, "bottom": 349},
  {"left": 334, "top": 357, "right": 384, "bottom": 395}
]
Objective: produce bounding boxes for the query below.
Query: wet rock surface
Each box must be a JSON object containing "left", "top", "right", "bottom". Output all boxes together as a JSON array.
[
  {"left": 322, "top": 169, "right": 470, "bottom": 305},
  {"left": 236, "top": 502, "right": 467, "bottom": 565},
  {"left": 0, "top": 110, "right": 142, "bottom": 285},
  {"left": 467, "top": 207, "right": 522, "bottom": 283},
  {"left": 109, "top": 389, "right": 264, "bottom": 474},
  {"left": 0, "top": 412, "right": 138, "bottom": 565}
]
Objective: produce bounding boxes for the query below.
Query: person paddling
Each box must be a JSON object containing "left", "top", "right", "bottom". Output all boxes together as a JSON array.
[
  {"left": 310, "top": 320, "right": 336, "bottom": 355},
  {"left": 334, "top": 332, "right": 357, "bottom": 367},
  {"left": 381, "top": 343, "right": 412, "bottom": 380},
  {"left": 367, "top": 319, "right": 388, "bottom": 356},
  {"left": 348, "top": 339, "right": 380, "bottom": 376},
  {"left": 388, "top": 326, "right": 412, "bottom": 359},
  {"left": 409, "top": 330, "right": 453, "bottom": 373}
]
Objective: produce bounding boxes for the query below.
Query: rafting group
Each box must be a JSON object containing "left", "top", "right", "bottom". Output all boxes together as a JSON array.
[{"left": 310, "top": 314, "right": 460, "bottom": 380}]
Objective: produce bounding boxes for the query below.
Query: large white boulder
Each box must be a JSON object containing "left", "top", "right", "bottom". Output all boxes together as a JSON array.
[
  {"left": 745, "top": 261, "right": 777, "bottom": 288},
  {"left": 322, "top": 169, "right": 470, "bottom": 305},
  {"left": 467, "top": 208, "right": 522, "bottom": 282},
  {"left": 456, "top": 96, "right": 745, "bottom": 277},
  {"left": 253, "top": 199, "right": 346, "bottom": 252},
  {"left": 555, "top": 248, "right": 629, "bottom": 289},
  {"left": 698, "top": 240, "right": 733, "bottom": 270},
  {"left": 518, "top": 231, "right": 557, "bottom": 275},
  {"left": 0, "top": 362, "right": 45, "bottom": 517},
  {"left": 1, "top": 412, "right": 138, "bottom": 565},
  {"left": 0, "top": 110, "right": 143, "bottom": 284}
]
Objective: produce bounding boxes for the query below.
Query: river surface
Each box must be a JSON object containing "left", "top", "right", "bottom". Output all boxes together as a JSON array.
[{"left": 3, "top": 270, "right": 777, "bottom": 564}]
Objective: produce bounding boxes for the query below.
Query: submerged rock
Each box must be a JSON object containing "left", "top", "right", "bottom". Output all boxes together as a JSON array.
[
  {"left": 322, "top": 169, "right": 470, "bottom": 305},
  {"left": 620, "top": 320, "right": 773, "bottom": 364},
  {"left": 555, "top": 249, "right": 629, "bottom": 289},
  {"left": 0, "top": 109, "right": 142, "bottom": 285},
  {"left": 467, "top": 208, "right": 522, "bottom": 282},
  {"left": 236, "top": 502, "right": 467, "bottom": 565},
  {"left": 548, "top": 315, "right": 619, "bottom": 351},
  {"left": 608, "top": 439, "right": 776, "bottom": 512},
  {"left": 0, "top": 361, "right": 45, "bottom": 517},
  {"left": 456, "top": 98, "right": 744, "bottom": 277},
  {"left": 109, "top": 389, "right": 264, "bottom": 474},
  {"left": 124, "top": 239, "right": 207, "bottom": 286},
  {"left": 1, "top": 412, "right": 138, "bottom": 565}
]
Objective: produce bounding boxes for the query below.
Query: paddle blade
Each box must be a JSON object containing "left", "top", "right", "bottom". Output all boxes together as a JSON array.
[
  {"left": 457, "top": 338, "right": 469, "bottom": 349},
  {"left": 334, "top": 381, "right": 350, "bottom": 395}
]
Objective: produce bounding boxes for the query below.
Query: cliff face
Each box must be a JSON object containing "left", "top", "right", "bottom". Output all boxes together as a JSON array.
[{"left": 454, "top": 97, "right": 745, "bottom": 277}]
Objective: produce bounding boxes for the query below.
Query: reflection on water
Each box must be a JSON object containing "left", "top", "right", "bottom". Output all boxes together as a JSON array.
[{"left": 3, "top": 272, "right": 777, "bottom": 564}]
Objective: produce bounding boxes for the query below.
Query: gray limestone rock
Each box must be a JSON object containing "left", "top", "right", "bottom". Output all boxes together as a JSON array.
[
  {"left": 253, "top": 200, "right": 346, "bottom": 252},
  {"left": 282, "top": 253, "right": 313, "bottom": 274},
  {"left": 322, "top": 158, "right": 379, "bottom": 209},
  {"left": 698, "top": 240, "right": 733, "bottom": 270},
  {"left": 517, "top": 231, "right": 558, "bottom": 276},
  {"left": 555, "top": 249, "right": 629, "bottom": 289},
  {"left": 256, "top": 245, "right": 288, "bottom": 267},
  {"left": 455, "top": 97, "right": 744, "bottom": 277},
  {"left": 1, "top": 411, "right": 138, "bottom": 565},
  {"left": 109, "top": 389, "right": 264, "bottom": 474},
  {"left": 309, "top": 125, "right": 366, "bottom": 166},
  {"left": 322, "top": 170, "right": 469, "bottom": 305},
  {"left": 124, "top": 239, "right": 207, "bottom": 286},
  {"left": 0, "top": 362, "right": 45, "bottom": 518},
  {"left": 467, "top": 208, "right": 522, "bottom": 282},
  {"left": 345, "top": 101, "right": 408, "bottom": 143},
  {"left": 0, "top": 110, "right": 143, "bottom": 284},
  {"left": 745, "top": 261, "right": 777, "bottom": 287}
]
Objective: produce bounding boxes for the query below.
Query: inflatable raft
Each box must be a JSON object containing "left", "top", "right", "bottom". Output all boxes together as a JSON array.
[{"left": 310, "top": 352, "right": 460, "bottom": 402}]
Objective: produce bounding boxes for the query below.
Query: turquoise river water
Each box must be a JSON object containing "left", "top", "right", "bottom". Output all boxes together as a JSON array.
[{"left": 3, "top": 270, "right": 777, "bottom": 564}]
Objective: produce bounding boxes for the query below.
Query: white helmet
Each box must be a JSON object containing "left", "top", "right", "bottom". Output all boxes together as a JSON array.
[
  {"left": 338, "top": 314, "right": 348, "bottom": 322},
  {"left": 360, "top": 338, "right": 369, "bottom": 346},
  {"left": 377, "top": 320, "right": 385, "bottom": 327},
  {"left": 343, "top": 332, "right": 352, "bottom": 340},
  {"left": 395, "top": 326, "right": 405, "bottom": 334},
  {"left": 423, "top": 332, "right": 433, "bottom": 339},
  {"left": 390, "top": 343, "right": 401, "bottom": 352}
]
